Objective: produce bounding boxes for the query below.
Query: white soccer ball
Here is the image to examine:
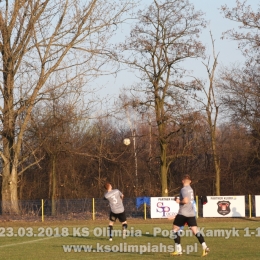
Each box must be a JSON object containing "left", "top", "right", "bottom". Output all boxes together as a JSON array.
[{"left": 123, "top": 138, "right": 131, "bottom": 146}]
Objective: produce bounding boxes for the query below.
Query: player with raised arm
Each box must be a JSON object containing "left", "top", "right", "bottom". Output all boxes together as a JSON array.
[
  {"left": 170, "top": 175, "right": 210, "bottom": 257},
  {"left": 104, "top": 182, "right": 128, "bottom": 241}
]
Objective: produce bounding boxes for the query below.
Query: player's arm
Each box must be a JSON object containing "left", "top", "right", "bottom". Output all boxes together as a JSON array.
[
  {"left": 179, "top": 197, "right": 188, "bottom": 204},
  {"left": 176, "top": 190, "right": 189, "bottom": 205},
  {"left": 118, "top": 189, "right": 124, "bottom": 200},
  {"left": 175, "top": 197, "right": 188, "bottom": 204}
]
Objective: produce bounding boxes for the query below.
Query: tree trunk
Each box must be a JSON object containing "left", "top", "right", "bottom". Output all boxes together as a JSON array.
[
  {"left": 1, "top": 161, "right": 19, "bottom": 214},
  {"left": 9, "top": 167, "right": 19, "bottom": 214},
  {"left": 51, "top": 155, "right": 57, "bottom": 216},
  {"left": 1, "top": 167, "right": 11, "bottom": 214},
  {"left": 160, "top": 142, "right": 168, "bottom": 197},
  {"left": 212, "top": 138, "right": 221, "bottom": 195},
  {"left": 215, "top": 165, "right": 221, "bottom": 196},
  {"left": 1, "top": 101, "right": 19, "bottom": 214}
]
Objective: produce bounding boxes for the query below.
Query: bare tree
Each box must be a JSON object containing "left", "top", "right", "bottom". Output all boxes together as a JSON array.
[
  {"left": 221, "top": 0, "right": 260, "bottom": 60},
  {"left": 30, "top": 98, "right": 81, "bottom": 215},
  {"left": 216, "top": 1, "right": 260, "bottom": 195},
  {"left": 119, "top": 0, "right": 206, "bottom": 196},
  {"left": 0, "top": 0, "right": 134, "bottom": 214},
  {"left": 220, "top": 0, "right": 260, "bottom": 131},
  {"left": 191, "top": 32, "right": 221, "bottom": 195}
]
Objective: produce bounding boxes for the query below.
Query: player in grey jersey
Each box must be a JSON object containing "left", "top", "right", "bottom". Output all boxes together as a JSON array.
[
  {"left": 171, "top": 175, "right": 210, "bottom": 257},
  {"left": 104, "top": 183, "right": 127, "bottom": 241}
]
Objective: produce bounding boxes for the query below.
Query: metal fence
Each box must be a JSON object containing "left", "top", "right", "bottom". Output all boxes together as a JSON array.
[
  {"left": 0, "top": 195, "right": 257, "bottom": 221},
  {"left": 0, "top": 198, "right": 150, "bottom": 222}
]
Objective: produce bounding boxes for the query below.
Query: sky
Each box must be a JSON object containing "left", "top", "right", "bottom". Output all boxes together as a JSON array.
[{"left": 93, "top": 0, "right": 259, "bottom": 102}]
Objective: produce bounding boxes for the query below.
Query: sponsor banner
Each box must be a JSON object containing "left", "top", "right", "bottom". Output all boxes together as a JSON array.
[
  {"left": 255, "top": 195, "right": 260, "bottom": 217},
  {"left": 203, "top": 196, "right": 245, "bottom": 217},
  {"left": 150, "top": 197, "right": 179, "bottom": 218}
]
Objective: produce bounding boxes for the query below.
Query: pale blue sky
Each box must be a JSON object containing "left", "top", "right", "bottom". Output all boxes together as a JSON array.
[{"left": 94, "top": 0, "right": 259, "bottom": 101}]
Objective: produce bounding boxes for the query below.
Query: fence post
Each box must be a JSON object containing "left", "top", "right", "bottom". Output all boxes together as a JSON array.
[
  {"left": 92, "top": 198, "right": 95, "bottom": 220},
  {"left": 249, "top": 194, "right": 252, "bottom": 218},
  {"left": 196, "top": 195, "right": 199, "bottom": 219},
  {"left": 41, "top": 199, "right": 44, "bottom": 222},
  {"left": 144, "top": 202, "right": 146, "bottom": 220}
]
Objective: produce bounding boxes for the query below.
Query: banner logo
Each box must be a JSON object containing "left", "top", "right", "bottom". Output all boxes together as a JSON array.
[
  {"left": 156, "top": 202, "right": 170, "bottom": 217},
  {"left": 217, "top": 201, "right": 231, "bottom": 215}
]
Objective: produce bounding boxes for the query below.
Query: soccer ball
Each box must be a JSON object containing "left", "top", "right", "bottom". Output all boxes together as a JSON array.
[{"left": 123, "top": 138, "right": 131, "bottom": 146}]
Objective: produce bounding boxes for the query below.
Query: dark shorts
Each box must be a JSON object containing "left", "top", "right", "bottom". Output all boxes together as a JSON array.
[
  {"left": 109, "top": 211, "right": 127, "bottom": 222},
  {"left": 173, "top": 214, "right": 197, "bottom": 227}
]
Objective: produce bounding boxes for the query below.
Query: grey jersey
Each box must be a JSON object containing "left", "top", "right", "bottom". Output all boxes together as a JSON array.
[
  {"left": 104, "top": 189, "right": 124, "bottom": 214},
  {"left": 178, "top": 185, "right": 195, "bottom": 217}
]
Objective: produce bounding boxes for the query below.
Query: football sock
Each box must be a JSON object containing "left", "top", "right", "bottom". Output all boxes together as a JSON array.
[
  {"left": 202, "top": 242, "right": 207, "bottom": 250},
  {"left": 122, "top": 223, "right": 128, "bottom": 230},
  {"left": 173, "top": 231, "right": 181, "bottom": 244},
  {"left": 109, "top": 225, "right": 113, "bottom": 238},
  {"left": 176, "top": 244, "right": 182, "bottom": 252},
  {"left": 195, "top": 232, "right": 205, "bottom": 244}
]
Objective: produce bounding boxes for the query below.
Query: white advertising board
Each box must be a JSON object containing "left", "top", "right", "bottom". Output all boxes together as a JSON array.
[
  {"left": 150, "top": 197, "right": 179, "bottom": 218},
  {"left": 203, "top": 196, "right": 245, "bottom": 217},
  {"left": 255, "top": 195, "right": 260, "bottom": 217}
]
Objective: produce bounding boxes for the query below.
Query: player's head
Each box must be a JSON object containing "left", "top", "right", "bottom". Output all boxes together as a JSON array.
[
  {"left": 104, "top": 182, "right": 112, "bottom": 190},
  {"left": 182, "top": 174, "right": 191, "bottom": 185}
]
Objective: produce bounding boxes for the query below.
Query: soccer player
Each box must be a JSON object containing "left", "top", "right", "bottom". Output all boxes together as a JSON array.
[
  {"left": 170, "top": 175, "right": 210, "bottom": 257},
  {"left": 104, "top": 182, "right": 128, "bottom": 241}
]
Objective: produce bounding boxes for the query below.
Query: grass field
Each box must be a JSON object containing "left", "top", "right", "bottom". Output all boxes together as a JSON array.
[{"left": 0, "top": 218, "right": 259, "bottom": 260}]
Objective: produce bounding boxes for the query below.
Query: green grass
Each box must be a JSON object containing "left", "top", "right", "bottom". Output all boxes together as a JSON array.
[{"left": 0, "top": 218, "right": 259, "bottom": 259}]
